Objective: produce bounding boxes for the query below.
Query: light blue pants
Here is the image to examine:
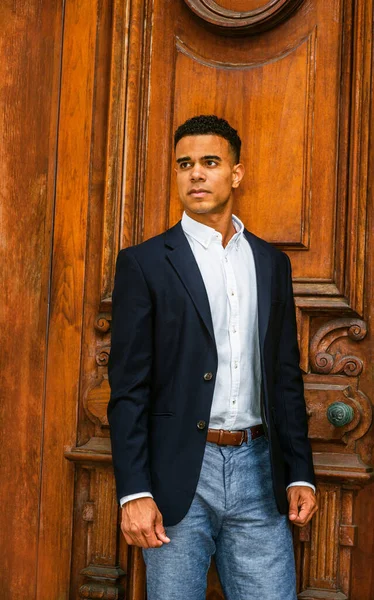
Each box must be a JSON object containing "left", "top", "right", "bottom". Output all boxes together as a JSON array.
[{"left": 143, "top": 432, "right": 297, "bottom": 600}]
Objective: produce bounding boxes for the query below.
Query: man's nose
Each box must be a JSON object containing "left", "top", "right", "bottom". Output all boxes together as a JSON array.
[{"left": 190, "top": 165, "right": 206, "bottom": 181}]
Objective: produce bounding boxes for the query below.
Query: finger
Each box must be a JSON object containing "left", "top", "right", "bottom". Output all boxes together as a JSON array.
[
  {"left": 288, "top": 498, "right": 300, "bottom": 521},
  {"left": 143, "top": 527, "right": 164, "bottom": 548},
  {"left": 124, "top": 530, "right": 162, "bottom": 548},
  {"left": 122, "top": 523, "right": 160, "bottom": 549},
  {"left": 292, "top": 502, "right": 316, "bottom": 526},
  {"left": 300, "top": 504, "right": 319, "bottom": 526},
  {"left": 155, "top": 513, "right": 171, "bottom": 543}
]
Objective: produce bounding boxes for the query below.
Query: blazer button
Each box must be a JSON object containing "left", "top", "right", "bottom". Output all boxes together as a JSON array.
[
  {"left": 203, "top": 372, "right": 213, "bottom": 381},
  {"left": 197, "top": 420, "right": 206, "bottom": 430}
]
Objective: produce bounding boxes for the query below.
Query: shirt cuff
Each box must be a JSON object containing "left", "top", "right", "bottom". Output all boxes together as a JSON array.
[
  {"left": 120, "top": 492, "right": 154, "bottom": 507},
  {"left": 286, "top": 481, "right": 316, "bottom": 494}
]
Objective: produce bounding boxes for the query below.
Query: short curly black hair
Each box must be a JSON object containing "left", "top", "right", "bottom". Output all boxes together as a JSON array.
[{"left": 174, "top": 115, "right": 241, "bottom": 163}]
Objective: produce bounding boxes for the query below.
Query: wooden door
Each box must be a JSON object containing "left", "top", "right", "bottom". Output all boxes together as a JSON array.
[{"left": 38, "top": 0, "right": 374, "bottom": 598}]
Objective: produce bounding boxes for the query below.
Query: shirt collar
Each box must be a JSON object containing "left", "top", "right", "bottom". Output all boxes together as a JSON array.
[{"left": 181, "top": 211, "right": 244, "bottom": 249}]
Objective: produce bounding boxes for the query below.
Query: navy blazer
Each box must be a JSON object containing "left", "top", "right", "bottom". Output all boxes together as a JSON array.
[{"left": 107, "top": 222, "right": 315, "bottom": 526}]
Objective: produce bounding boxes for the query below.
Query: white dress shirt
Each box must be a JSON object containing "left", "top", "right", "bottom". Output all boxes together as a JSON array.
[
  {"left": 182, "top": 211, "right": 261, "bottom": 430},
  {"left": 120, "top": 213, "right": 315, "bottom": 506}
]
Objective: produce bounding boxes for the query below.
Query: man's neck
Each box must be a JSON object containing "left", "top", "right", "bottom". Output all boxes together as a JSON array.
[{"left": 185, "top": 209, "right": 236, "bottom": 248}]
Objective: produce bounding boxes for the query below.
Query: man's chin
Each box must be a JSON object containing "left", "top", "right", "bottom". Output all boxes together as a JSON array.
[
  {"left": 190, "top": 207, "right": 212, "bottom": 214},
  {"left": 184, "top": 201, "right": 215, "bottom": 215}
]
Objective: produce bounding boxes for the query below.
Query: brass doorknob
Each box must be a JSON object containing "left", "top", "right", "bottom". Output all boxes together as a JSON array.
[{"left": 327, "top": 402, "right": 354, "bottom": 427}]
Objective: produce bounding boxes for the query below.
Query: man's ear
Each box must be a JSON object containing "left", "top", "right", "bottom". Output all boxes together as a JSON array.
[{"left": 232, "top": 163, "right": 245, "bottom": 189}]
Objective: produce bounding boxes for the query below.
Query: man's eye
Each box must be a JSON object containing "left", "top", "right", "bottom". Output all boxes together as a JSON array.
[
  {"left": 206, "top": 160, "right": 217, "bottom": 167},
  {"left": 179, "top": 162, "right": 191, "bottom": 169}
]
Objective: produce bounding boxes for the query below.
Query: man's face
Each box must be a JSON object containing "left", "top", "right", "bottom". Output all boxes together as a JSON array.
[{"left": 175, "top": 135, "right": 244, "bottom": 217}]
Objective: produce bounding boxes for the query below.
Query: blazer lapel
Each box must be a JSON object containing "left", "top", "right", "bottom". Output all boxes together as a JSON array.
[
  {"left": 165, "top": 223, "right": 215, "bottom": 342},
  {"left": 243, "top": 229, "right": 272, "bottom": 351}
]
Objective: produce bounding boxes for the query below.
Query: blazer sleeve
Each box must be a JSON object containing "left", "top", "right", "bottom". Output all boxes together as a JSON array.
[
  {"left": 107, "top": 249, "right": 153, "bottom": 502},
  {"left": 273, "top": 253, "right": 316, "bottom": 487}
]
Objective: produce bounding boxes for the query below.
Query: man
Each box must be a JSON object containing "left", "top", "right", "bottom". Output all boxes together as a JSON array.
[{"left": 108, "top": 115, "right": 318, "bottom": 599}]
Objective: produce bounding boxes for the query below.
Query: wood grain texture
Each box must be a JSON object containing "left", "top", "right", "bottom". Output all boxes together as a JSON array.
[
  {"left": 2, "top": 0, "right": 373, "bottom": 597},
  {"left": 8, "top": 0, "right": 368, "bottom": 597},
  {"left": 35, "top": 0, "right": 98, "bottom": 597},
  {"left": 351, "top": 482, "right": 374, "bottom": 599},
  {"left": 0, "top": 0, "right": 64, "bottom": 597}
]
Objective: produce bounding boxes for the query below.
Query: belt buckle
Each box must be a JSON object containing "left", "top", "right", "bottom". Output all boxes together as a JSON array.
[
  {"left": 239, "top": 430, "right": 246, "bottom": 445},
  {"left": 218, "top": 429, "right": 227, "bottom": 446}
]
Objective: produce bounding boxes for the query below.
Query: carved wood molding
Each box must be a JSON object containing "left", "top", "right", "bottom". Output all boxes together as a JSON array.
[
  {"left": 96, "top": 347, "right": 110, "bottom": 367},
  {"left": 85, "top": 378, "right": 110, "bottom": 428},
  {"left": 94, "top": 313, "right": 111, "bottom": 334},
  {"left": 304, "top": 381, "right": 373, "bottom": 450},
  {"left": 80, "top": 580, "right": 125, "bottom": 600},
  {"left": 65, "top": 437, "right": 112, "bottom": 464},
  {"left": 183, "top": 0, "right": 305, "bottom": 34},
  {"left": 295, "top": 485, "right": 360, "bottom": 599},
  {"left": 309, "top": 319, "right": 367, "bottom": 376},
  {"left": 74, "top": 467, "right": 125, "bottom": 600},
  {"left": 100, "top": 0, "right": 153, "bottom": 302}
]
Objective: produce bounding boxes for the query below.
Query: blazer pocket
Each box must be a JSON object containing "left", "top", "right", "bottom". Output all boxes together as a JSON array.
[{"left": 150, "top": 412, "right": 175, "bottom": 418}]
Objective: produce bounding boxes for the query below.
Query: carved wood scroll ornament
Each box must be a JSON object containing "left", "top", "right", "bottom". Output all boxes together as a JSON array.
[
  {"left": 183, "top": 0, "right": 306, "bottom": 34},
  {"left": 310, "top": 318, "right": 367, "bottom": 376},
  {"left": 94, "top": 313, "right": 111, "bottom": 334}
]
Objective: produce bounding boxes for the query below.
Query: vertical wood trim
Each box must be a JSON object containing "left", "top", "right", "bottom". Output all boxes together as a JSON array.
[
  {"left": 339, "top": 489, "right": 356, "bottom": 597},
  {"left": 36, "top": 0, "right": 99, "bottom": 596},
  {"left": 345, "top": 0, "right": 373, "bottom": 315},
  {"left": 101, "top": 0, "right": 130, "bottom": 301},
  {"left": 127, "top": 547, "right": 146, "bottom": 600},
  {"left": 121, "top": 0, "right": 154, "bottom": 249}
]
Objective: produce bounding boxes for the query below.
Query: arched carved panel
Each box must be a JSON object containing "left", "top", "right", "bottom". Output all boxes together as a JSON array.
[
  {"left": 183, "top": 0, "right": 306, "bottom": 34},
  {"left": 170, "top": 30, "right": 316, "bottom": 250}
]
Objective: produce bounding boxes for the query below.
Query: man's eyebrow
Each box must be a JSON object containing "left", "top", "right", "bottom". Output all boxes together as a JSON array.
[
  {"left": 176, "top": 154, "right": 222, "bottom": 164},
  {"left": 202, "top": 155, "right": 222, "bottom": 161}
]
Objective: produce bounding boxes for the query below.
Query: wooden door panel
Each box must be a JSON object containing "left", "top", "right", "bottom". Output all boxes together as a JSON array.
[
  {"left": 58, "top": 1, "right": 374, "bottom": 599},
  {"left": 170, "top": 34, "right": 315, "bottom": 250},
  {"left": 0, "top": 1, "right": 64, "bottom": 597}
]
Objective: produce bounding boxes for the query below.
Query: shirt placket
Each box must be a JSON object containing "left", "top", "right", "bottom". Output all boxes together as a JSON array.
[{"left": 223, "top": 245, "right": 241, "bottom": 425}]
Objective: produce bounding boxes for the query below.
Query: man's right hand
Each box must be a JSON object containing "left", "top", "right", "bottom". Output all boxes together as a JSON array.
[{"left": 121, "top": 497, "right": 171, "bottom": 548}]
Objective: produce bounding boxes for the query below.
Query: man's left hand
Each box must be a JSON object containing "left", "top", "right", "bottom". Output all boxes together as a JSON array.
[{"left": 287, "top": 486, "right": 318, "bottom": 527}]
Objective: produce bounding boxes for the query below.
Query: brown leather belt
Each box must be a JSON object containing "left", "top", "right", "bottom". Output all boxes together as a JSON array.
[{"left": 206, "top": 424, "right": 264, "bottom": 446}]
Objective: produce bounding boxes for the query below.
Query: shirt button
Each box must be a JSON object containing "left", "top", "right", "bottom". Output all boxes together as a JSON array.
[
  {"left": 232, "top": 328, "right": 237, "bottom": 333},
  {"left": 197, "top": 420, "right": 206, "bottom": 430},
  {"left": 203, "top": 372, "right": 213, "bottom": 381}
]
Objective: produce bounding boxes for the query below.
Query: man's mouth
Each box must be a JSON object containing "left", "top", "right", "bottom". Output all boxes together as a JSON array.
[{"left": 188, "top": 189, "right": 210, "bottom": 197}]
